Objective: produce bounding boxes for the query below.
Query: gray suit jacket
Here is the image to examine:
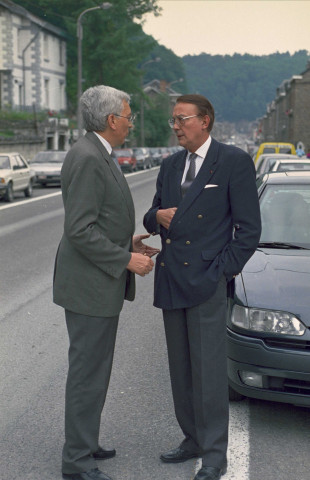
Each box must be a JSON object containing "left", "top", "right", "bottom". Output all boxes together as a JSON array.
[{"left": 53, "top": 132, "right": 136, "bottom": 317}]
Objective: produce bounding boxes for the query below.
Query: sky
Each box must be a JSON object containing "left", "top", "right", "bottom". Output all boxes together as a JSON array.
[{"left": 141, "top": 0, "right": 310, "bottom": 57}]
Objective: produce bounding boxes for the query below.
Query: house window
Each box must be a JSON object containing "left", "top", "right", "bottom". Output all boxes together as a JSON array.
[
  {"left": 59, "top": 40, "right": 64, "bottom": 66},
  {"left": 59, "top": 80, "right": 65, "bottom": 109},
  {"left": 44, "top": 78, "right": 49, "bottom": 108},
  {"left": 43, "top": 33, "right": 49, "bottom": 60}
]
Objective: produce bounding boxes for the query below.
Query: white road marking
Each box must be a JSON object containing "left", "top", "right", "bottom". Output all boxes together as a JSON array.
[
  {"left": 0, "top": 168, "right": 159, "bottom": 211},
  {"left": 0, "top": 191, "right": 62, "bottom": 211}
]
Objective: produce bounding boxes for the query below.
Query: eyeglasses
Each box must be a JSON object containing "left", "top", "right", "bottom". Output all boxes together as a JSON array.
[
  {"left": 168, "top": 115, "right": 200, "bottom": 128},
  {"left": 113, "top": 113, "right": 136, "bottom": 123}
]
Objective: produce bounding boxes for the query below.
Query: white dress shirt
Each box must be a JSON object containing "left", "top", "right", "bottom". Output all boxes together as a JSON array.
[
  {"left": 181, "top": 136, "right": 212, "bottom": 184},
  {"left": 93, "top": 132, "right": 112, "bottom": 154}
]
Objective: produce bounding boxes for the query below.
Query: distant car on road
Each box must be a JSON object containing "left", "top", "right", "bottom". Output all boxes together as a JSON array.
[
  {"left": 132, "top": 147, "right": 152, "bottom": 170},
  {"left": 113, "top": 148, "right": 137, "bottom": 172},
  {"left": 148, "top": 147, "right": 162, "bottom": 166},
  {"left": 254, "top": 142, "right": 296, "bottom": 163},
  {"left": 0, "top": 152, "right": 34, "bottom": 202},
  {"left": 255, "top": 153, "right": 299, "bottom": 178},
  {"left": 271, "top": 159, "right": 310, "bottom": 172},
  {"left": 30, "top": 150, "right": 67, "bottom": 186},
  {"left": 228, "top": 171, "right": 310, "bottom": 407}
]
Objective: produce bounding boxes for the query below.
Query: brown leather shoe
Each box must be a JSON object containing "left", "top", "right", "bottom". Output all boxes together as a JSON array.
[
  {"left": 93, "top": 446, "right": 116, "bottom": 460},
  {"left": 160, "top": 447, "right": 199, "bottom": 463}
]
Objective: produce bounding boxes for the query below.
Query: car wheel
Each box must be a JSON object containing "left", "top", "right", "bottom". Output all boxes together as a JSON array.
[
  {"left": 24, "top": 181, "right": 33, "bottom": 198},
  {"left": 4, "top": 182, "right": 14, "bottom": 202},
  {"left": 228, "top": 385, "right": 245, "bottom": 401}
]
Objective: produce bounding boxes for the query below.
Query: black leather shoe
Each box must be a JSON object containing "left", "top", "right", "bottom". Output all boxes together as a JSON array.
[
  {"left": 194, "top": 465, "right": 227, "bottom": 480},
  {"left": 62, "top": 467, "right": 113, "bottom": 480},
  {"left": 160, "top": 447, "right": 199, "bottom": 463},
  {"left": 93, "top": 446, "right": 116, "bottom": 460}
]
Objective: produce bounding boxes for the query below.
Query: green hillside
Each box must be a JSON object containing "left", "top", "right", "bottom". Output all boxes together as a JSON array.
[{"left": 183, "top": 51, "right": 309, "bottom": 122}]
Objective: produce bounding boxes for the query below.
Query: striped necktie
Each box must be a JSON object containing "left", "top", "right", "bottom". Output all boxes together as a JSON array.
[{"left": 181, "top": 153, "right": 197, "bottom": 197}]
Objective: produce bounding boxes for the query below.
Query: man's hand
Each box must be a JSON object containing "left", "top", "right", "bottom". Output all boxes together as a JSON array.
[
  {"left": 127, "top": 253, "right": 154, "bottom": 277},
  {"left": 156, "top": 207, "right": 177, "bottom": 230},
  {"left": 132, "top": 234, "right": 160, "bottom": 258}
]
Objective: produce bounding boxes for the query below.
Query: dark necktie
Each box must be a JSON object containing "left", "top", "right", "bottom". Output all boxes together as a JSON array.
[{"left": 181, "top": 153, "right": 197, "bottom": 197}]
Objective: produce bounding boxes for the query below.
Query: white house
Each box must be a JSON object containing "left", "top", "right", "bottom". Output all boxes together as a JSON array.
[{"left": 0, "top": 0, "right": 67, "bottom": 112}]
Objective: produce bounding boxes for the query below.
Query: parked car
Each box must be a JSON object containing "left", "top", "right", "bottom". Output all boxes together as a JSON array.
[
  {"left": 271, "top": 159, "right": 310, "bottom": 172},
  {"left": 227, "top": 171, "right": 310, "bottom": 406},
  {"left": 149, "top": 147, "right": 162, "bottom": 166},
  {"left": 132, "top": 147, "right": 152, "bottom": 170},
  {"left": 30, "top": 150, "right": 67, "bottom": 186},
  {"left": 158, "top": 147, "right": 170, "bottom": 163},
  {"left": 0, "top": 152, "right": 34, "bottom": 202},
  {"left": 113, "top": 148, "right": 137, "bottom": 172},
  {"left": 255, "top": 153, "right": 299, "bottom": 178},
  {"left": 254, "top": 142, "right": 296, "bottom": 163}
]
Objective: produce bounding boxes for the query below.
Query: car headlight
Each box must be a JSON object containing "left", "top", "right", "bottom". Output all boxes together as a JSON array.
[{"left": 231, "top": 305, "right": 306, "bottom": 335}]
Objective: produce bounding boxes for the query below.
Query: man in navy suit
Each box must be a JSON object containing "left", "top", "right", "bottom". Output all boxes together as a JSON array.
[{"left": 143, "top": 94, "right": 261, "bottom": 480}]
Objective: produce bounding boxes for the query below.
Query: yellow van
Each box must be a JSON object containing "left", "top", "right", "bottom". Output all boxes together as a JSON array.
[{"left": 254, "top": 142, "right": 296, "bottom": 163}]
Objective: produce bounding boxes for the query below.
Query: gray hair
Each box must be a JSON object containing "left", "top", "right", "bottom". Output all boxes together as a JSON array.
[{"left": 80, "top": 85, "right": 130, "bottom": 132}]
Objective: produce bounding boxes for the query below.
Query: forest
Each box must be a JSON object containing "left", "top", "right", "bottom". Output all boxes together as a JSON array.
[
  {"left": 183, "top": 51, "right": 309, "bottom": 122},
  {"left": 11, "top": 1, "right": 310, "bottom": 138}
]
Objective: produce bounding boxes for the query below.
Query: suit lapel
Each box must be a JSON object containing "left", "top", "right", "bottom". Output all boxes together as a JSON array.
[
  {"left": 170, "top": 139, "right": 220, "bottom": 228},
  {"left": 85, "top": 132, "right": 135, "bottom": 224},
  {"left": 169, "top": 149, "right": 187, "bottom": 204}
]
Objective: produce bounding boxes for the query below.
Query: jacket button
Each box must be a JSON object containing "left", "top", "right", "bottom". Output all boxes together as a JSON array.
[
  {"left": 160, "top": 262, "right": 165, "bottom": 267},
  {"left": 184, "top": 262, "right": 189, "bottom": 266},
  {"left": 185, "top": 240, "right": 191, "bottom": 245},
  {"left": 166, "top": 238, "right": 171, "bottom": 244},
  {"left": 197, "top": 214, "right": 203, "bottom": 219}
]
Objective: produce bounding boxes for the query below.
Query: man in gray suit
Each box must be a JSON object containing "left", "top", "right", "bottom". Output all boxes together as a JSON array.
[
  {"left": 53, "top": 85, "right": 157, "bottom": 480},
  {"left": 144, "top": 94, "right": 261, "bottom": 480}
]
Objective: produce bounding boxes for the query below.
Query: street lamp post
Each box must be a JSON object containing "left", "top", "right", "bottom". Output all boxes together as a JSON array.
[
  {"left": 77, "top": 3, "right": 112, "bottom": 137},
  {"left": 140, "top": 57, "right": 161, "bottom": 147},
  {"left": 168, "top": 78, "right": 184, "bottom": 88}
]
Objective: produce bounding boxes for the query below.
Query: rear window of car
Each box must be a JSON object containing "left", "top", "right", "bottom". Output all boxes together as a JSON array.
[
  {"left": 279, "top": 147, "right": 292, "bottom": 154},
  {"left": 114, "top": 150, "right": 132, "bottom": 157},
  {"left": 32, "top": 152, "right": 66, "bottom": 163},
  {"left": 0, "top": 156, "right": 10, "bottom": 169},
  {"left": 263, "top": 147, "right": 276, "bottom": 154}
]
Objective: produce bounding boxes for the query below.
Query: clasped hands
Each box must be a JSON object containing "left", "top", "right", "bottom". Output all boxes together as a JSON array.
[{"left": 127, "top": 234, "right": 160, "bottom": 277}]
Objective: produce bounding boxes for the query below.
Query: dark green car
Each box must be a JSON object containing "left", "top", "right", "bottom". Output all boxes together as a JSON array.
[{"left": 228, "top": 171, "right": 310, "bottom": 406}]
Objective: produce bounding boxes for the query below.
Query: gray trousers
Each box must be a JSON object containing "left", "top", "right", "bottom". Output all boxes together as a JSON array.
[
  {"left": 62, "top": 310, "right": 119, "bottom": 474},
  {"left": 163, "top": 276, "right": 228, "bottom": 469}
]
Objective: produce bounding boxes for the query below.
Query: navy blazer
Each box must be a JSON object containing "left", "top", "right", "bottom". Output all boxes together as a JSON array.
[{"left": 143, "top": 138, "right": 261, "bottom": 310}]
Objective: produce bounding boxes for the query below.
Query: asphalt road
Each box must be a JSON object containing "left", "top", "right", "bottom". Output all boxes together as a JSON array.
[{"left": 1, "top": 168, "right": 309, "bottom": 480}]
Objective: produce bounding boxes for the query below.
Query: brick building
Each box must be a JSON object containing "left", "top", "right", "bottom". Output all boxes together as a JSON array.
[{"left": 258, "top": 62, "right": 310, "bottom": 152}]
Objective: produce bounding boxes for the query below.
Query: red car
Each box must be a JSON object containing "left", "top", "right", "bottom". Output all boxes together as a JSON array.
[{"left": 113, "top": 149, "right": 137, "bottom": 172}]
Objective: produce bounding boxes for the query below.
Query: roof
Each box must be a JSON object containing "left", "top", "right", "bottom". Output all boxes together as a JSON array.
[{"left": 0, "top": 0, "right": 67, "bottom": 38}]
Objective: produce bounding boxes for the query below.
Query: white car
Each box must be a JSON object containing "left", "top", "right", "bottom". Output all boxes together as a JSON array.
[
  {"left": 255, "top": 153, "right": 299, "bottom": 177},
  {"left": 271, "top": 159, "right": 310, "bottom": 172},
  {"left": 30, "top": 150, "right": 67, "bottom": 186},
  {"left": 0, "top": 152, "right": 34, "bottom": 202}
]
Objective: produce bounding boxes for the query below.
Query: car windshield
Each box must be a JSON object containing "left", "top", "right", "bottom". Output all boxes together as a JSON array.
[
  {"left": 32, "top": 152, "right": 66, "bottom": 163},
  {"left": 276, "top": 163, "right": 310, "bottom": 172},
  {"left": 0, "top": 156, "right": 10, "bottom": 169},
  {"left": 114, "top": 150, "right": 132, "bottom": 157},
  {"left": 263, "top": 147, "right": 276, "bottom": 154},
  {"left": 279, "top": 147, "right": 292, "bottom": 153},
  {"left": 259, "top": 184, "right": 310, "bottom": 247}
]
